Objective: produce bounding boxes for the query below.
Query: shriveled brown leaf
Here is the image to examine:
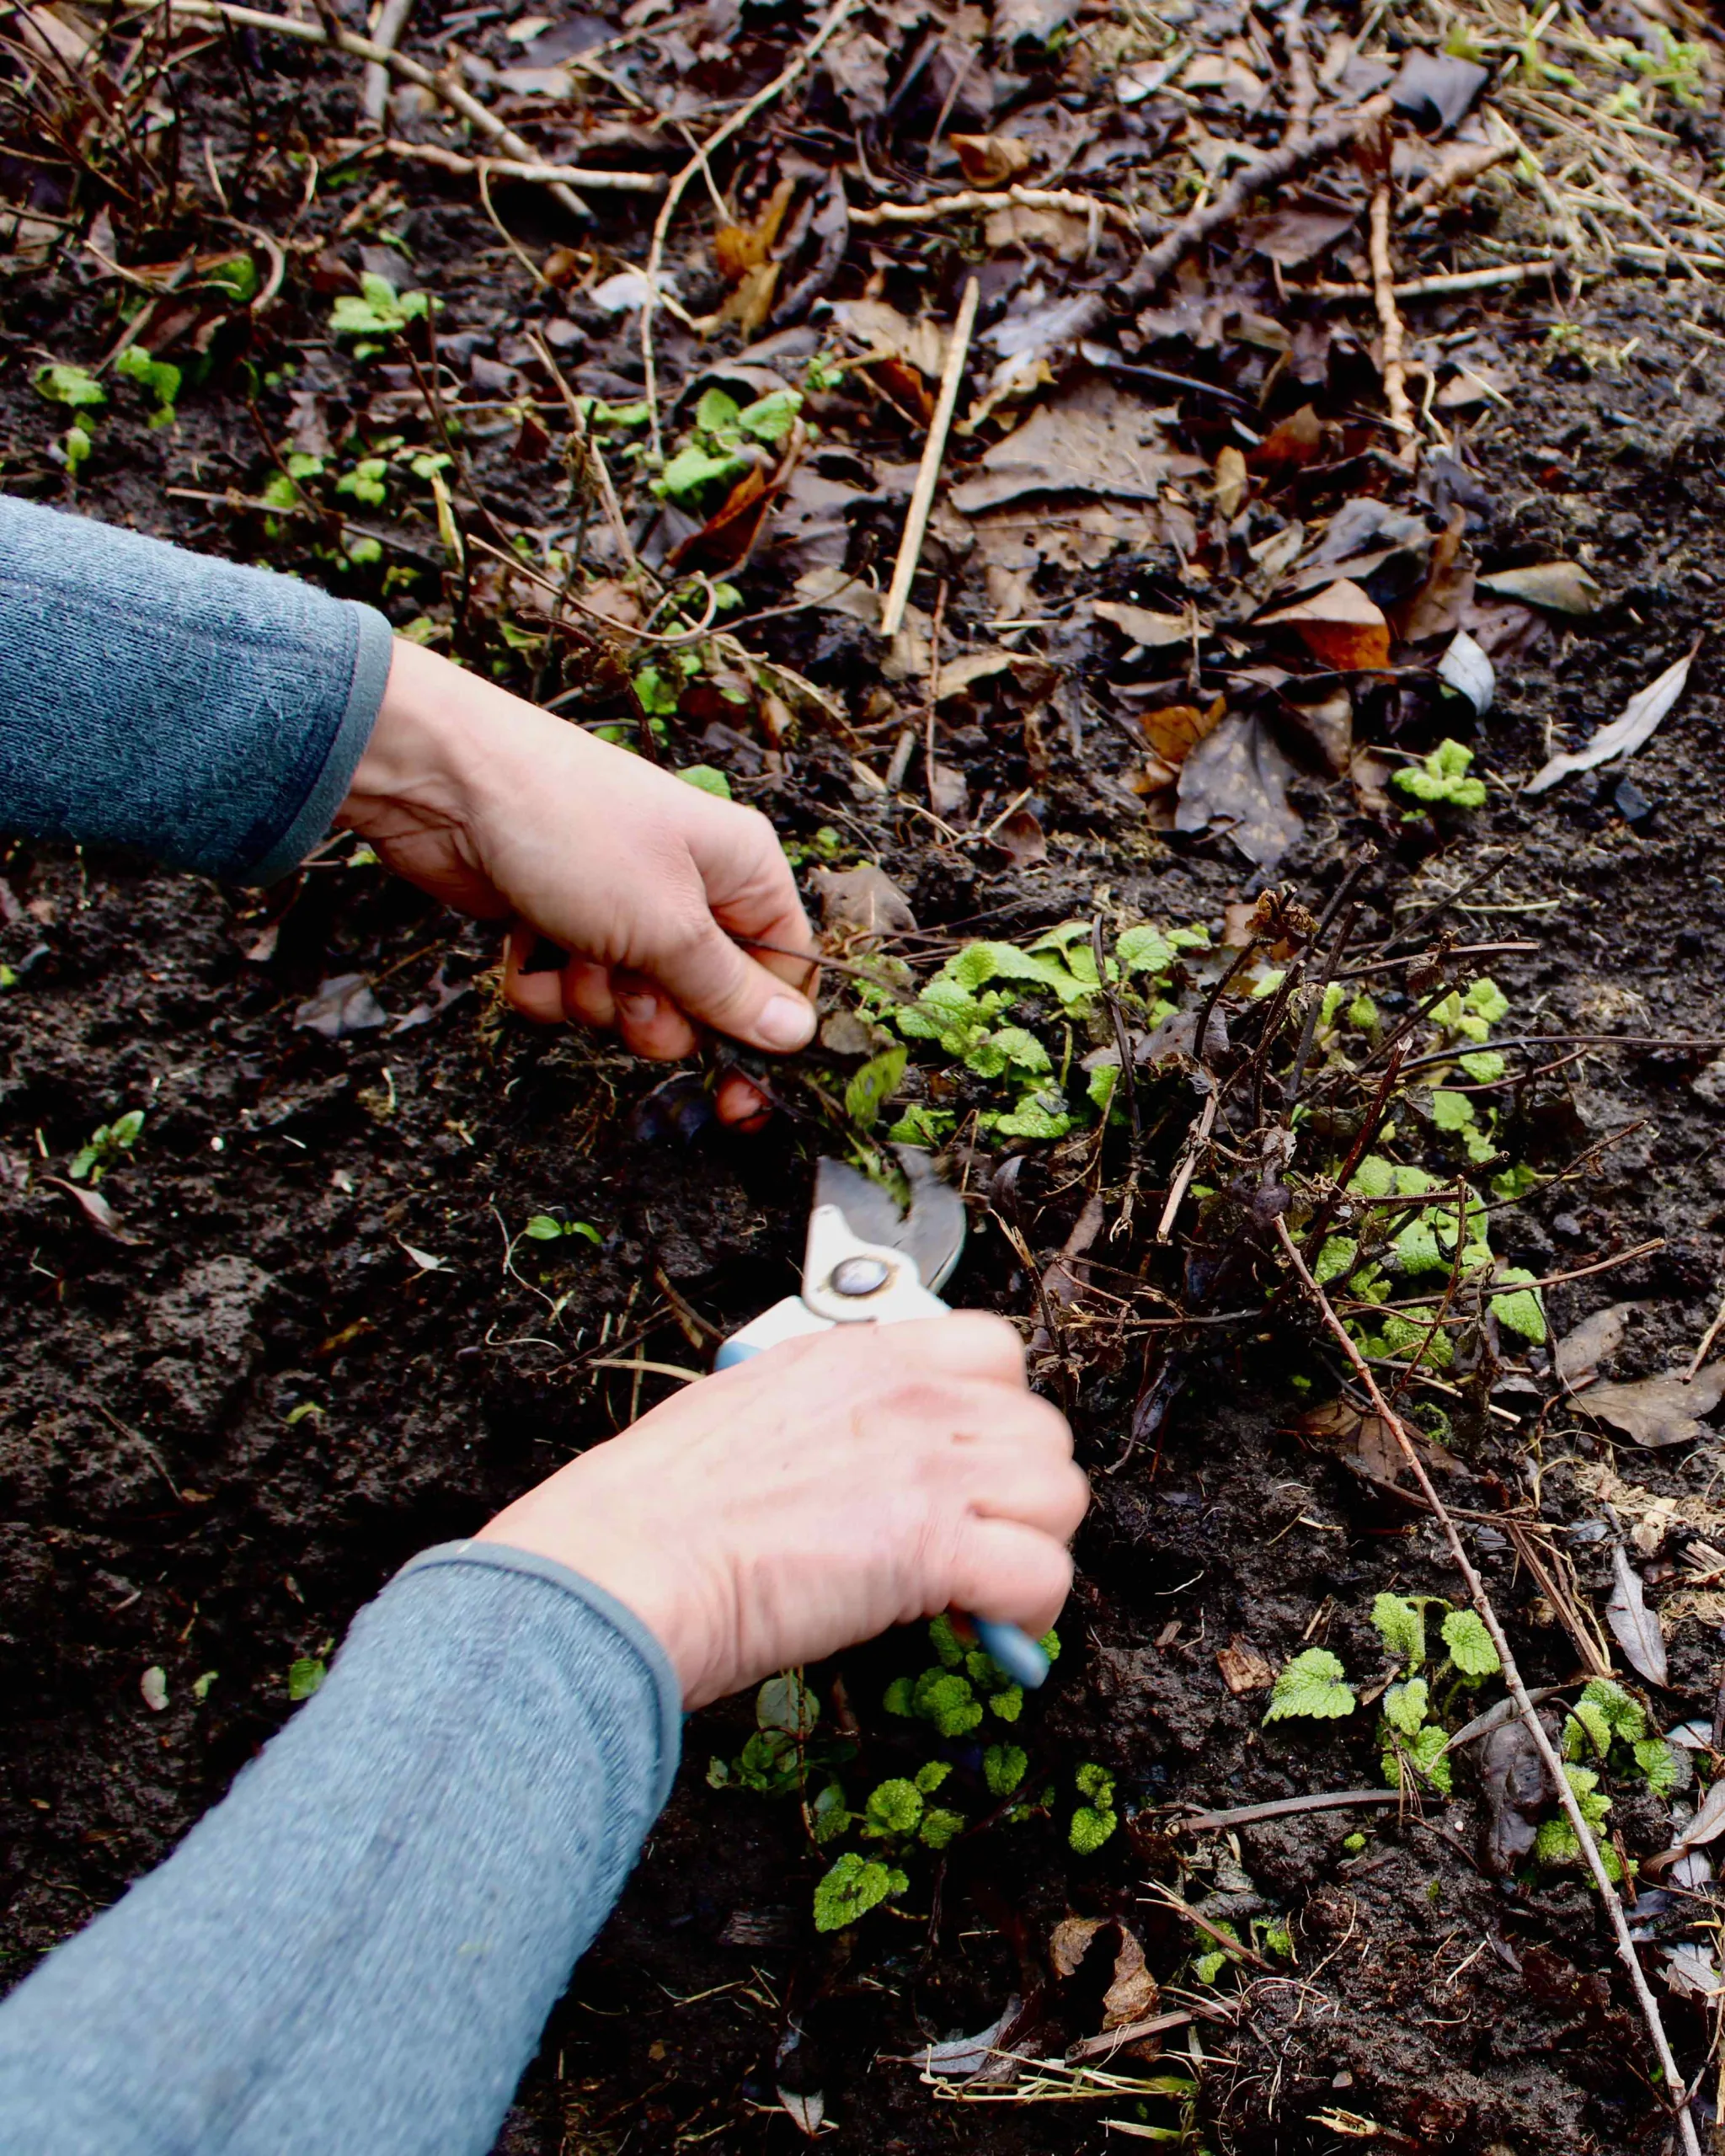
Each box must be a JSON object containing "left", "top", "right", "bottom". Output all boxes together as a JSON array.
[
  {"left": 810, "top": 862, "right": 916, "bottom": 937},
  {"left": 1607, "top": 1544, "right": 1669, "bottom": 1685},
  {"left": 713, "top": 176, "right": 795, "bottom": 283},
  {"left": 1236, "top": 189, "right": 1359, "bottom": 266},
  {"left": 295, "top": 973, "right": 388, "bottom": 1039},
  {"left": 1258, "top": 580, "right": 1391, "bottom": 671},
  {"left": 1300, "top": 1397, "right": 1460, "bottom": 1484},
  {"left": 993, "top": 0, "right": 1078, "bottom": 43},
  {"left": 951, "top": 132, "right": 1035, "bottom": 185},
  {"left": 1284, "top": 687, "right": 1353, "bottom": 774},
  {"left": 1555, "top": 1300, "right": 1644, "bottom": 1387},
  {"left": 1215, "top": 1637, "right": 1275, "bottom": 1694},
  {"left": 1175, "top": 711, "right": 1301, "bottom": 870},
  {"left": 1215, "top": 445, "right": 1248, "bottom": 518},
  {"left": 950, "top": 382, "right": 1204, "bottom": 515},
  {"left": 1048, "top": 1916, "right": 1157, "bottom": 2029},
  {"left": 992, "top": 806, "right": 1048, "bottom": 865},
  {"left": 1478, "top": 1716, "right": 1553, "bottom": 1875},
  {"left": 1050, "top": 1914, "right": 1106, "bottom": 1977},
  {"left": 1579, "top": 1364, "right": 1725, "bottom": 1448},
  {"left": 829, "top": 298, "right": 948, "bottom": 379},
  {"left": 1476, "top": 561, "right": 1601, "bottom": 616},
  {"left": 42, "top": 1174, "right": 140, "bottom": 1243},
  {"left": 1645, "top": 1777, "right": 1725, "bottom": 1875},
  {"left": 1140, "top": 695, "right": 1225, "bottom": 768},
  {"left": 1251, "top": 403, "right": 1327, "bottom": 476},
  {"left": 1092, "top": 599, "right": 1199, "bottom": 651}
]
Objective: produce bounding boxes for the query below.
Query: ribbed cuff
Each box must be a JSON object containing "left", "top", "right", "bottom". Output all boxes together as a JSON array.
[
  {"left": 395, "top": 1540, "right": 685, "bottom": 1814},
  {"left": 244, "top": 605, "right": 395, "bottom": 886}
]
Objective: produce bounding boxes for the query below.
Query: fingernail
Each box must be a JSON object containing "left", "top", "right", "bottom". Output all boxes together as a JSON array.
[
  {"left": 757, "top": 995, "right": 814, "bottom": 1051},
  {"left": 617, "top": 990, "right": 658, "bottom": 1023}
]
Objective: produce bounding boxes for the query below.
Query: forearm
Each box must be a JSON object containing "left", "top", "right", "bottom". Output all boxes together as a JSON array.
[
  {"left": 0, "top": 495, "right": 393, "bottom": 882},
  {"left": 0, "top": 1544, "right": 681, "bottom": 2156}
]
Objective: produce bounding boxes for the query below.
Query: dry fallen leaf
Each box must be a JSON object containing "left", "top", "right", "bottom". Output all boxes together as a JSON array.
[
  {"left": 1477, "top": 1716, "right": 1552, "bottom": 1875},
  {"left": 1645, "top": 1778, "right": 1725, "bottom": 1876},
  {"left": 1525, "top": 641, "right": 1698, "bottom": 796},
  {"left": 992, "top": 806, "right": 1048, "bottom": 865},
  {"left": 1578, "top": 1364, "right": 1725, "bottom": 1448},
  {"left": 1236, "top": 189, "right": 1358, "bottom": 266},
  {"left": 1607, "top": 1544, "right": 1669, "bottom": 1686},
  {"left": 295, "top": 974, "right": 388, "bottom": 1039},
  {"left": 951, "top": 382, "right": 1204, "bottom": 514},
  {"left": 42, "top": 1173, "right": 139, "bottom": 1243},
  {"left": 1258, "top": 579, "right": 1391, "bottom": 671},
  {"left": 1554, "top": 1300, "right": 1644, "bottom": 1387},
  {"left": 810, "top": 862, "right": 917, "bottom": 937},
  {"left": 1092, "top": 599, "right": 1199, "bottom": 651},
  {"left": 1215, "top": 1636, "right": 1275, "bottom": 1694},
  {"left": 1476, "top": 561, "right": 1601, "bottom": 616},
  {"left": 1140, "top": 699, "right": 1225, "bottom": 767},
  {"left": 1049, "top": 1917, "right": 1157, "bottom": 2029},
  {"left": 951, "top": 132, "right": 1035, "bottom": 184},
  {"left": 713, "top": 175, "right": 794, "bottom": 282},
  {"left": 1175, "top": 711, "right": 1302, "bottom": 869},
  {"left": 829, "top": 298, "right": 949, "bottom": 380},
  {"left": 1215, "top": 445, "right": 1248, "bottom": 518}
]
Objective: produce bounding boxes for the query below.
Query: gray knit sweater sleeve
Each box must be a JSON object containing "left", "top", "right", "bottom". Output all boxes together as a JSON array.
[
  {"left": 0, "top": 493, "right": 393, "bottom": 882},
  {"left": 0, "top": 1543, "right": 683, "bottom": 2156}
]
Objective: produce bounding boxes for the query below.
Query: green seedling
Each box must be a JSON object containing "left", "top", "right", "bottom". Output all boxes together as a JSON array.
[
  {"left": 69, "top": 1109, "right": 144, "bottom": 1183},
  {"left": 35, "top": 362, "right": 104, "bottom": 411},
  {"left": 203, "top": 253, "right": 259, "bottom": 303},
  {"left": 287, "top": 1655, "right": 327, "bottom": 1701},
  {"left": 1562, "top": 1677, "right": 1681, "bottom": 1796},
  {"left": 813, "top": 1849, "right": 908, "bottom": 1931},
  {"left": 115, "top": 344, "right": 179, "bottom": 427},
  {"left": 1070, "top": 1761, "right": 1118, "bottom": 1853},
  {"left": 330, "top": 273, "right": 430, "bottom": 355},
  {"left": 845, "top": 1046, "right": 907, "bottom": 1133},
  {"left": 1264, "top": 1647, "right": 1356, "bottom": 1723},
  {"left": 884, "top": 1612, "right": 1058, "bottom": 1735},
  {"left": 653, "top": 385, "right": 804, "bottom": 510},
  {"left": 523, "top": 1214, "right": 601, "bottom": 1245},
  {"left": 1392, "top": 739, "right": 1487, "bottom": 810},
  {"left": 676, "top": 765, "right": 732, "bottom": 800},
  {"left": 1535, "top": 1763, "right": 1621, "bottom": 1880}
]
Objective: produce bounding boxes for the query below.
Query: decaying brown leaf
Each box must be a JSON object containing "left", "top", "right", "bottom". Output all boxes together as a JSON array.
[
  {"left": 1300, "top": 1396, "right": 1461, "bottom": 1484},
  {"left": 951, "top": 383, "right": 1204, "bottom": 515},
  {"left": 1606, "top": 1544, "right": 1669, "bottom": 1686},
  {"left": 713, "top": 176, "right": 795, "bottom": 284},
  {"left": 1555, "top": 1300, "right": 1645, "bottom": 1387},
  {"left": 1215, "top": 445, "right": 1248, "bottom": 518},
  {"left": 1478, "top": 1716, "right": 1554, "bottom": 1875},
  {"left": 1175, "top": 711, "right": 1302, "bottom": 869},
  {"left": 1645, "top": 1777, "right": 1725, "bottom": 1876},
  {"left": 992, "top": 806, "right": 1048, "bottom": 865},
  {"left": 1048, "top": 1916, "right": 1158, "bottom": 2029},
  {"left": 1215, "top": 1636, "right": 1275, "bottom": 1694},
  {"left": 295, "top": 974, "right": 388, "bottom": 1039},
  {"left": 1476, "top": 561, "right": 1602, "bottom": 616},
  {"left": 810, "top": 862, "right": 916, "bottom": 937},
  {"left": 829, "top": 298, "right": 949, "bottom": 380},
  {"left": 1258, "top": 580, "right": 1391, "bottom": 671},
  {"left": 1092, "top": 599, "right": 1199, "bottom": 651},
  {"left": 951, "top": 132, "right": 1035, "bottom": 185},
  {"left": 1236, "top": 189, "right": 1359, "bottom": 266},
  {"left": 1525, "top": 643, "right": 1698, "bottom": 796},
  {"left": 1578, "top": 1364, "right": 1725, "bottom": 1448}
]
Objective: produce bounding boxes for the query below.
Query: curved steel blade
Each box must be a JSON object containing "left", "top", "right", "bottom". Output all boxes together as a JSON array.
[{"left": 811, "top": 1146, "right": 965, "bottom": 1292}]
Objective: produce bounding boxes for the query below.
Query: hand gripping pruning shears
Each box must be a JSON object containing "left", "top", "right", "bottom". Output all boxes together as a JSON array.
[{"left": 716, "top": 1147, "right": 1050, "bottom": 1690}]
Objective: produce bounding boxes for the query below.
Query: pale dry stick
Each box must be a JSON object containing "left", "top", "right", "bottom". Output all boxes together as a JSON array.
[
  {"left": 1122, "top": 92, "right": 1394, "bottom": 299},
  {"left": 1402, "top": 139, "right": 1512, "bottom": 216},
  {"left": 524, "top": 329, "right": 639, "bottom": 575},
  {"left": 360, "top": 0, "right": 412, "bottom": 126},
  {"left": 1368, "top": 180, "right": 1418, "bottom": 464},
  {"left": 383, "top": 137, "right": 664, "bottom": 192},
  {"left": 127, "top": 0, "right": 595, "bottom": 216},
  {"left": 1274, "top": 1214, "right": 1704, "bottom": 2156},
  {"left": 1155, "top": 1089, "right": 1217, "bottom": 1245},
  {"left": 638, "top": 0, "right": 858, "bottom": 457},
  {"left": 1686, "top": 1289, "right": 1725, "bottom": 1383},
  {"left": 1280, "top": 0, "right": 1316, "bottom": 139},
  {"left": 1314, "top": 258, "right": 1564, "bottom": 300},
  {"left": 879, "top": 275, "right": 980, "bottom": 640},
  {"left": 849, "top": 183, "right": 1139, "bottom": 235}
]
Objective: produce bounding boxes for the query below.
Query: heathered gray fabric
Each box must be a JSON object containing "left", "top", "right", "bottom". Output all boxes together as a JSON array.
[
  {"left": 0, "top": 1542, "right": 682, "bottom": 2156},
  {"left": 0, "top": 494, "right": 393, "bottom": 882}
]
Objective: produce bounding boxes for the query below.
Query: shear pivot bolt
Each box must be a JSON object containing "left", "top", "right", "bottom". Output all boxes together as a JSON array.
[{"left": 830, "top": 1256, "right": 891, "bottom": 1298}]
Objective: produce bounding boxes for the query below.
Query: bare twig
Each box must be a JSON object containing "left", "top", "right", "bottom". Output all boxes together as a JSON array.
[
  {"left": 1174, "top": 1788, "right": 1405, "bottom": 1833},
  {"left": 1275, "top": 1215, "right": 1702, "bottom": 2156},
  {"left": 1687, "top": 1289, "right": 1725, "bottom": 1383},
  {"left": 360, "top": 0, "right": 412, "bottom": 127},
  {"left": 880, "top": 275, "right": 980, "bottom": 639},
  {"left": 1123, "top": 92, "right": 1394, "bottom": 299},
  {"left": 1315, "top": 258, "right": 1563, "bottom": 302},
  {"left": 1403, "top": 141, "right": 1513, "bottom": 216},
  {"left": 1280, "top": 0, "right": 1316, "bottom": 139},
  {"left": 1156, "top": 1089, "right": 1216, "bottom": 1245},
  {"left": 128, "top": 0, "right": 593, "bottom": 217},
  {"left": 526, "top": 331, "right": 640, "bottom": 575},
  {"left": 1368, "top": 176, "right": 1418, "bottom": 461},
  {"left": 639, "top": 0, "right": 857, "bottom": 456},
  {"left": 849, "top": 183, "right": 1138, "bottom": 234},
  {"left": 382, "top": 137, "right": 664, "bottom": 192}
]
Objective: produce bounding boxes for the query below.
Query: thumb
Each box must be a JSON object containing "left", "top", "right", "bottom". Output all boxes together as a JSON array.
[{"left": 652, "top": 915, "right": 818, "bottom": 1054}]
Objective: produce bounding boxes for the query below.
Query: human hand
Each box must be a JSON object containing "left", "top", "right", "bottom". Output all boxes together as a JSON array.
[
  {"left": 475, "top": 1313, "right": 1087, "bottom": 1709},
  {"left": 336, "top": 638, "right": 818, "bottom": 1125}
]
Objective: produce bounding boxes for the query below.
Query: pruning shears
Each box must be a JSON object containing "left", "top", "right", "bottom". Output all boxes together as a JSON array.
[{"left": 717, "top": 1147, "right": 1050, "bottom": 1691}]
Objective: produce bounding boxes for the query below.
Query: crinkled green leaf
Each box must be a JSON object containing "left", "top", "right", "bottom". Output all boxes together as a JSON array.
[
  {"left": 1382, "top": 1721, "right": 1453, "bottom": 1794},
  {"left": 863, "top": 1777, "right": 923, "bottom": 1837},
  {"left": 1393, "top": 739, "right": 1487, "bottom": 807},
  {"left": 1430, "top": 1090, "right": 1476, "bottom": 1132},
  {"left": 35, "top": 362, "right": 105, "bottom": 408},
  {"left": 929, "top": 1614, "right": 965, "bottom": 1668},
  {"left": 1489, "top": 1271, "right": 1546, "bottom": 1345},
  {"left": 1441, "top": 1608, "right": 1501, "bottom": 1678},
  {"left": 984, "top": 1742, "right": 1028, "bottom": 1797},
  {"left": 919, "top": 1806, "right": 965, "bottom": 1849},
  {"left": 813, "top": 1851, "right": 906, "bottom": 1931},
  {"left": 676, "top": 763, "right": 732, "bottom": 799},
  {"left": 738, "top": 388, "right": 802, "bottom": 443},
  {"left": 845, "top": 1045, "right": 907, "bottom": 1131},
  {"left": 1315, "top": 1235, "right": 1359, "bottom": 1287},
  {"left": 1383, "top": 1676, "right": 1429, "bottom": 1736},
  {"left": 1460, "top": 1050, "right": 1507, "bottom": 1081},
  {"left": 1578, "top": 1677, "right": 1646, "bottom": 1743},
  {"left": 1265, "top": 1646, "right": 1356, "bottom": 1722},
  {"left": 1372, "top": 1594, "right": 1426, "bottom": 1669},
  {"left": 1466, "top": 977, "right": 1510, "bottom": 1024},
  {"left": 1070, "top": 1804, "right": 1117, "bottom": 1854}
]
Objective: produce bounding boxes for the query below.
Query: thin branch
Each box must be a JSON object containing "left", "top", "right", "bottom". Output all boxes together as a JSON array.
[
  {"left": 1368, "top": 174, "right": 1418, "bottom": 460},
  {"left": 360, "top": 0, "right": 412, "bottom": 127},
  {"left": 382, "top": 137, "right": 664, "bottom": 192},
  {"left": 1275, "top": 1214, "right": 1702, "bottom": 2156},
  {"left": 849, "top": 181, "right": 1138, "bottom": 234},
  {"left": 881, "top": 275, "right": 979, "bottom": 639}
]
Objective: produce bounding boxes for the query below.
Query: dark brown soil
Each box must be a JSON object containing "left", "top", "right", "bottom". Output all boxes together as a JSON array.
[{"left": 9, "top": 8, "right": 1725, "bottom": 2152}]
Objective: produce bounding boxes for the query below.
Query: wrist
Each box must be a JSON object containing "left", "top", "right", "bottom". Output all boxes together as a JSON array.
[{"left": 338, "top": 638, "right": 491, "bottom": 839}]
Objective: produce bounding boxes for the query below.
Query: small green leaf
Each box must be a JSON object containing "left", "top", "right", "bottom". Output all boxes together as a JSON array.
[
  {"left": 1460, "top": 1050, "right": 1507, "bottom": 1082},
  {"left": 984, "top": 1742, "right": 1028, "bottom": 1797},
  {"left": 1382, "top": 1721, "right": 1453, "bottom": 1795},
  {"left": 845, "top": 1046, "right": 908, "bottom": 1131},
  {"left": 883, "top": 1676, "right": 916, "bottom": 1716},
  {"left": 524, "top": 1214, "right": 564, "bottom": 1241},
  {"left": 863, "top": 1777, "right": 923, "bottom": 1838},
  {"left": 919, "top": 1806, "right": 965, "bottom": 1849},
  {"left": 1383, "top": 1676, "right": 1429, "bottom": 1737},
  {"left": 1315, "top": 1235, "right": 1359, "bottom": 1287},
  {"left": 1070, "top": 1804, "right": 1117, "bottom": 1854},
  {"left": 738, "top": 388, "right": 803, "bottom": 443},
  {"left": 205, "top": 253, "right": 259, "bottom": 302},
  {"left": 35, "top": 362, "right": 105, "bottom": 409},
  {"left": 287, "top": 1656, "right": 327, "bottom": 1701},
  {"left": 756, "top": 1673, "right": 818, "bottom": 1737},
  {"left": 1392, "top": 739, "right": 1487, "bottom": 808},
  {"left": 813, "top": 1850, "right": 905, "bottom": 1931},
  {"left": 1265, "top": 1646, "right": 1357, "bottom": 1722},
  {"left": 987, "top": 1682, "right": 1024, "bottom": 1723},
  {"left": 1466, "top": 977, "right": 1510, "bottom": 1023},
  {"left": 913, "top": 1758, "right": 952, "bottom": 1794},
  {"left": 676, "top": 764, "right": 733, "bottom": 799},
  {"left": 1578, "top": 1677, "right": 1646, "bottom": 1743},
  {"left": 1371, "top": 1594, "right": 1426, "bottom": 1670},
  {"left": 1430, "top": 1090, "right": 1476, "bottom": 1132},
  {"left": 1634, "top": 1737, "right": 1682, "bottom": 1796},
  {"left": 1489, "top": 1272, "right": 1546, "bottom": 1345},
  {"left": 655, "top": 441, "right": 750, "bottom": 506},
  {"left": 1441, "top": 1608, "right": 1501, "bottom": 1678},
  {"left": 929, "top": 1614, "right": 965, "bottom": 1668},
  {"left": 694, "top": 386, "right": 742, "bottom": 436}
]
